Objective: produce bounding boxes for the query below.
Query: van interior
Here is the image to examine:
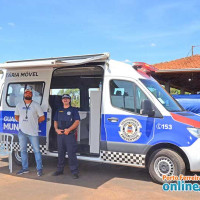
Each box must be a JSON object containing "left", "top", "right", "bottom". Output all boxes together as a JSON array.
[{"left": 49, "top": 64, "right": 104, "bottom": 156}]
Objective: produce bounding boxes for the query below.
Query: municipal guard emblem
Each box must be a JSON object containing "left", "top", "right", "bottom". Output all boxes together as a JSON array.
[{"left": 119, "top": 118, "right": 142, "bottom": 142}]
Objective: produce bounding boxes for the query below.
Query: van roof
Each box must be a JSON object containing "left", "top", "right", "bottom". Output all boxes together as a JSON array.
[{"left": 0, "top": 53, "right": 109, "bottom": 69}]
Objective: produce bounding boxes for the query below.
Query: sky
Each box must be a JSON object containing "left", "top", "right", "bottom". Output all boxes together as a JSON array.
[{"left": 0, "top": 0, "right": 200, "bottom": 64}]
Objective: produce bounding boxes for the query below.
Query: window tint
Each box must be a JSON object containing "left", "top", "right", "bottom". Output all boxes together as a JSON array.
[
  {"left": 110, "top": 80, "right": 135, "bottom": 112},
  {"left": 135, "top": 86, "right": 149, "bottom": 114},
  {"left": 140, "top": 79, "right": 183, "bottom": 112},
  {"left": 6, "top": 82, "right": 44, "bottom": 107},
  {"left": 110, "top": 80, "right": 151, "bottom": 115}
]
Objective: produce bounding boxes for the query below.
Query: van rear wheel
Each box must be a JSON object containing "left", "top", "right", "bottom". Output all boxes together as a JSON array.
[
  {"left": 12, "top": 151, "right": 35, "bottom": 166},
  {"left": 148, "top": 149, "right": 185, "bottom": 184}
]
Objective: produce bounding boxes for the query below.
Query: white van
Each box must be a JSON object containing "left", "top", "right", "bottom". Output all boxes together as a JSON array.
[{"left": 1, "top": 53, "right": 200, "bottom": 183}]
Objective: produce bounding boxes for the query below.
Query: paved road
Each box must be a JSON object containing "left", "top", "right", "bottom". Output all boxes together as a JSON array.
[{"left": 0, "top": 156, "right": 199, "bottom": 200}]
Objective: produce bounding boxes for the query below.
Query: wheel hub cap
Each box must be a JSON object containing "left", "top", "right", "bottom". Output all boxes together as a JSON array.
[{"left": 154, "top": 156, "right": 175, "bottom": 178}]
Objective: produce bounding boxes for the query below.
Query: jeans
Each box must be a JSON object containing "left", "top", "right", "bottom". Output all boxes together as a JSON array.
[{"left": 18, "top": 130, "right": 42, "bottom": 171}]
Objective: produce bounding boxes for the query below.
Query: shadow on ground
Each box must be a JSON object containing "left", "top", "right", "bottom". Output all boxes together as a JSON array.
[{"left": 0, "top": 156, "right": 152, "bottom": 189}]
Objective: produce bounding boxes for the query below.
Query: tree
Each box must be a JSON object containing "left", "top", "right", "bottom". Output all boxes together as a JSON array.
[
  {"left": 170, "top": 88, "right": 180, "bottom": 95},
  {"left": 57, "top": 88, "right": 80, "bottom": 107}
]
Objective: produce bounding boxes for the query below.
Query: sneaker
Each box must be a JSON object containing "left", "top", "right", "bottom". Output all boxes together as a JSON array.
[
  {"left": 37, "top": 169, "right": 43, "bottom": 177},
  {"left": 72, "top": 173, "right": 79, "bottom": 179},
  {"left": 52, "top": 171, "right": 63, "bottom": 176},
  {"left": 16, "top": 169, "right": 30, "bottom": 175}
]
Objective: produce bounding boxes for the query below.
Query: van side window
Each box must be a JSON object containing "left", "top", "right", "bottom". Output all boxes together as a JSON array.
[
  {"left": 110, "top": 80, "right": 135, "bottom": 112},
  {"left": 6, "top": 82, "right": 44, "bottom": 107},
  {"left": 110, "top": 80, "right": 150, "bottom": 115}
]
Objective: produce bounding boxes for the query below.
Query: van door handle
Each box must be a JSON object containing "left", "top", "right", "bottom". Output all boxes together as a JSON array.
[{"left": 107, "top": 117, "right": 119, "bottom": 122}]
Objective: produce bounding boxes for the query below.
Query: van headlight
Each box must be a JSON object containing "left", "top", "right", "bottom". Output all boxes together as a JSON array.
[{"left": 187, "top": 128, "right": 200, "bottom": 138}]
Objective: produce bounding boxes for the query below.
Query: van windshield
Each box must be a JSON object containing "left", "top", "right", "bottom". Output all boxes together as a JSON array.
[{"left": 140, "top": 79, "right": 184, "bottom": 112}]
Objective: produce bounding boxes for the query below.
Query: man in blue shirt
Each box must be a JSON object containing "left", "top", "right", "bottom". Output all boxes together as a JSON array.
[{"left": 53, "top": 94, "right": 80, "bottom": 179}]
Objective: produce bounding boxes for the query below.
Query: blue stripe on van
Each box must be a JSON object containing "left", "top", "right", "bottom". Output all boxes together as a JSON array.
[
  {"left": 0, "top": 111, "right": 47, "bottom": 136},
  {"left": 101, "top": 114, "right": 197, "bottom": 147}
]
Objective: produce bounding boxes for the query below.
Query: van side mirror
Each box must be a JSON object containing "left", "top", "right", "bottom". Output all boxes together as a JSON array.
[{"left": 141, "top": 99, "right": 155, "bottom": 117}]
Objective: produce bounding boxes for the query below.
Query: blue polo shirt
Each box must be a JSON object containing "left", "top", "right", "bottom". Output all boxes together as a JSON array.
[{"left": 54, "top": 106, "right": 80, "bottom": 130}]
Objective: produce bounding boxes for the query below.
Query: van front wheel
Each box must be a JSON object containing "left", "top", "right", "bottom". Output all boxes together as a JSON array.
[
  {"left": 12, "top": 151, "right": 35, "bottom": 166},
  {"left": 148, "top": 149, "right": 185, "bottom": 184}
]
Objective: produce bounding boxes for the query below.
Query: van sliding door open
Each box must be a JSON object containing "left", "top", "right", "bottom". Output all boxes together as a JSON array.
[{"left": 49, "top": 64, "right": 104, "bottom": 155}]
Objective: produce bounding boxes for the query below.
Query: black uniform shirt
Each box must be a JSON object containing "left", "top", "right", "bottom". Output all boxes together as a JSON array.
[{"left": 54, "top": 106, "right": 80, "bottom": 130}]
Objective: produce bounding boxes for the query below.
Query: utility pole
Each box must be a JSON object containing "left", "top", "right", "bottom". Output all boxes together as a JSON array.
[
  {"left": 192, "top": 45, "right": 200, "bottom": 56},
  {"left": 192, "top": 46, "right": 194, "bottom": 56}
]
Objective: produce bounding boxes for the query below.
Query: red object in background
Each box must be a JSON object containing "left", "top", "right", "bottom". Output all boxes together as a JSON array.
[{"left": 133, "top": 62, "right": 158, "bottom": 76}]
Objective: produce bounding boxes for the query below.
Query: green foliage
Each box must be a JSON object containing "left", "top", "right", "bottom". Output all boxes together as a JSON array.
[
  {"left": 170, "top": 88, "right": 181, "bottom": 95},
  {"left": 57, "top": 88, "right": 80, "bottom": 108}
]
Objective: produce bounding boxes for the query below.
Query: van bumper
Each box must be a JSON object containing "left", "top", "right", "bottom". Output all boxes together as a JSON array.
[{"left": 181, "top": 138, "right": 200, "bottom": 172}]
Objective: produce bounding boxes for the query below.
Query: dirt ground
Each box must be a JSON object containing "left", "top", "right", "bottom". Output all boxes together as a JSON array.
[{"left": 0, "top": 156, "right": 199, "bottom": 200}]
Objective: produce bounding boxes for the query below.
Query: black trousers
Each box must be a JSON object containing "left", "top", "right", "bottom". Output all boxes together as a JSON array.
[{"left": 57, "top": 133, "right": 79, "bottom": 174}]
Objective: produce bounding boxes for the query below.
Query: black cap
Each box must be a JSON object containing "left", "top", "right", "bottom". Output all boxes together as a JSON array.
[{"left": 62, "top": 94, "right": 71, "bottom": 99}]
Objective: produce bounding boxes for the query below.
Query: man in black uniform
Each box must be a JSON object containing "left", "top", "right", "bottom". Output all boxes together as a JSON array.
[{"left": 53, "top": 94, "right": 80, "bottom": 179}]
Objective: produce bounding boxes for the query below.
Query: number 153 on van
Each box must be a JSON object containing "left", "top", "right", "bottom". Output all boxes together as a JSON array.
[{"left": 156, "top": 123, "right": 173, "bottom": 130}]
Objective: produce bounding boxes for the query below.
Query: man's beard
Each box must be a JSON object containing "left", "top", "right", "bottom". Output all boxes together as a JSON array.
[{"left": 24, "top": 96, "right": 32, "bottom": 100}]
